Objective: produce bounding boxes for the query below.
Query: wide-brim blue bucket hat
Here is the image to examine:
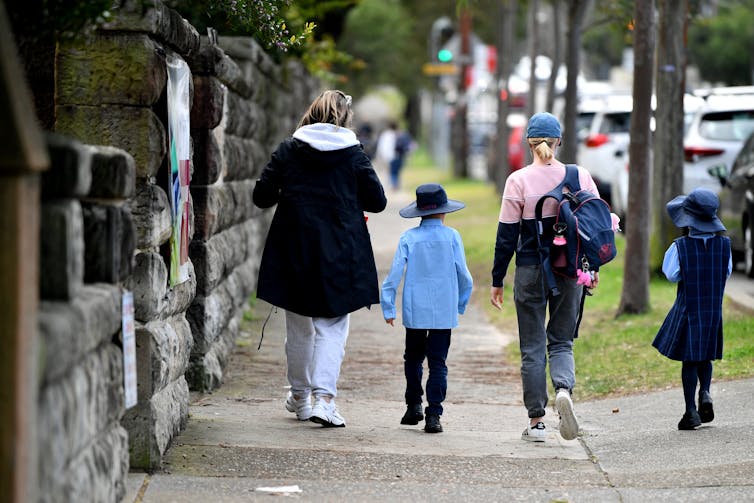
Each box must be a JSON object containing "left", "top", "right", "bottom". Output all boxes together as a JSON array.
[
  {"left": 399, "top": 183, "right": 465, "bottom": 218},
  {"left": 666, "top": 187, "right": 726, "bottom": 233}
]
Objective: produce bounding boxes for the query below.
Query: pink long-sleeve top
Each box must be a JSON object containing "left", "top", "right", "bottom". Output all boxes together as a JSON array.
[{"left": 491, "top": 160, "right": 599, "bottom": 287}]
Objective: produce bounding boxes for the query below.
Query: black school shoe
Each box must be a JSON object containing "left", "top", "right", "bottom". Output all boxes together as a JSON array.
[
  {"left": 678, "top": 410, "right": 702, "bottom": 430},
  {"left": 400, "top": 404, "right": 424, "bottom": 425},
  {"left": 699, "top": 391, "right": 714, "bottom": 423},
  {"left": 424, "top": 414, "right": 443, "bottom": 433}
]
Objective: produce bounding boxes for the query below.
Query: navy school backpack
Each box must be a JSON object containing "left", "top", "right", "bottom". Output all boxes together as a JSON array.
[{"left": 534, "top": 164, "right": 617, "bottom": 296}]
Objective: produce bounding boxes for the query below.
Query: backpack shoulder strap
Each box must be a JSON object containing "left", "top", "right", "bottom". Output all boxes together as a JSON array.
[
  {"left": 534, "top": 164, "right": 580, "bottom": 225},
  {"left": 563, "top": 164, "right": 581, "bottom": 193}
]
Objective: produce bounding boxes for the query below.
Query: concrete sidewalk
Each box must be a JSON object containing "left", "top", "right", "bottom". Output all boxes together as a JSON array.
[{"left": 127, "top": 186, "right": 754, "bottom": 502}]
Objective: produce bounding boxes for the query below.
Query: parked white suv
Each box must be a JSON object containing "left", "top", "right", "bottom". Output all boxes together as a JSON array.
[
  {"left": 576, "top": 94, "right": 633, "bottom": 216},
  {"left": 683, "top": 88, "right": 754, "bottom": 194},
  {"left": 615, "top": 94, "right": 705, "bottom": 220}
]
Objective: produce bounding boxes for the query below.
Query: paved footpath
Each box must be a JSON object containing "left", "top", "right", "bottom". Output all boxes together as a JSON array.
[{"left": 128, "top": 186, "right": 754, "bottom": 502}]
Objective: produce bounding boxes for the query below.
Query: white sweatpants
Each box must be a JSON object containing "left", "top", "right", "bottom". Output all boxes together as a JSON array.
[{"left": 284, "top": 311, "right": 350, "bottom": 398}]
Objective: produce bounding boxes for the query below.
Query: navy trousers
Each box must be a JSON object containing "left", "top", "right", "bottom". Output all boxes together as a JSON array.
[{"left": 404, "top": 328, "right": 451, "bottom": 416}]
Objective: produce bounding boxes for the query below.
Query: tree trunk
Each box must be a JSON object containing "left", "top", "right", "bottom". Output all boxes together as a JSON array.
[
  {"left": 561, "top": 0, "right": 590, "bottom": 164},
  {"left": 492, "top": 0, "right": 517, "bottom": 194},
  {"left": 651, "top": 0, "right": 688, "bottom": 272},
  {"left": 526, "top": 0, "right": 540, "bottom": 117},
  {"left": 618, "top": 0, "right": 655, "bottom": 315},
  {"left": 545, "top": 0, "right": 562, "bottom": 113},
  {"left": 453, "top": 8, "right": 471, "bottom": 178}
]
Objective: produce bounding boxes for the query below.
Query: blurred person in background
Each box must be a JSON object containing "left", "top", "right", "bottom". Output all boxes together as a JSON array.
[{"left": 375, "top": 121, "right": 397, "bottom": 182}]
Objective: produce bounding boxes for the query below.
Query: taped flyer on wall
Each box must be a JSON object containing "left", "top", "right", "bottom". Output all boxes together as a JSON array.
[
  {"left": 122, "top": 290, "right": 137, "bottom": 409},
  {"left": 167, "top": 53, "right": 191, "bottom": 286}
]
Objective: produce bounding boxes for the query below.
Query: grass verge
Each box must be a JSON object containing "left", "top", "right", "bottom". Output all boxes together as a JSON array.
[{"left": 401, "top": 149, "right": 754, "bottom": 400}]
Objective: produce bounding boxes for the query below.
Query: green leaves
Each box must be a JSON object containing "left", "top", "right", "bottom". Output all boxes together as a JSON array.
[{"left": 689, "top": 2, "right": 754, "bottom": 86}]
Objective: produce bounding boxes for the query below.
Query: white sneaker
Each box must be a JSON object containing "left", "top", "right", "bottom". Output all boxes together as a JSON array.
[
  {"left": 522, "top": 421, "right": 547, "bottom": 442},
  {"left": 285, "top": 391, "right": 312, "bottom": 420},
  {"left": 555, "top": 389, "right": 579, "bottom": 440},
  {"left": 310, "top": 396, "right": 345, "bottom": 427}
]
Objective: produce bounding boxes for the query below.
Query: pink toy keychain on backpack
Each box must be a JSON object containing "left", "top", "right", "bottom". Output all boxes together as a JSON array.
[{"left": 551, "top": 222, "right": 568, "bottom": 267}]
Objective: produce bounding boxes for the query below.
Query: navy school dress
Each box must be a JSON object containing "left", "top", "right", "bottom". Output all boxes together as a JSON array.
[{"left": 652, "top": 235, "right": 730, "bottom": 362}]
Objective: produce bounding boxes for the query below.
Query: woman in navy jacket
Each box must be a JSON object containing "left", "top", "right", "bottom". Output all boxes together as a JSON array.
[{"left": 253, "top": 90, "right": 387, "bottom": 428}]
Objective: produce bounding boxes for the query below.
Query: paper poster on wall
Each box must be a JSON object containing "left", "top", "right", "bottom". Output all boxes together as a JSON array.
[
  {"left": 122, "top": 290, "right": 137, "bottom": 409},
  {"left": 167, "top": 54, "right": 192, "bottom": 286}
]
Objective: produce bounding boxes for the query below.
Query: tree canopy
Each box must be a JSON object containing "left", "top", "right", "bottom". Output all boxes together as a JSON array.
[
  {"left": 688, "top": 0, "right": 754, "bottom": 86},
  {"left": 337, "top": 0, "right": 416, "bottom": 96}
]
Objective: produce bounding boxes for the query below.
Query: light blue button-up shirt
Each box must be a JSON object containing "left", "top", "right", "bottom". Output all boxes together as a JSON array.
[{"left": 381, "top": 218, "right": 473, "bottom": 329}]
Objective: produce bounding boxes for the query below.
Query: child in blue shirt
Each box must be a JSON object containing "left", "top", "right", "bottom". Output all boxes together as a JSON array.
[
  {"left": 653, "top": 188, "right": 732, "bottom": 430},
  {"left": 381, "top": 184, "right": 474, "bottom": 433}
]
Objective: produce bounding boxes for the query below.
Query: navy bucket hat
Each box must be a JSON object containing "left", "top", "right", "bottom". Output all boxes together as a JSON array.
[
  {"left": 666, "top": 187, "right": 726, "bottom": 233},
  {"left": 399, "top": 183, "right": 465, "bottom": 218},
  {"left": 526, "top": 112, "right": 562, "bottom": 138}
]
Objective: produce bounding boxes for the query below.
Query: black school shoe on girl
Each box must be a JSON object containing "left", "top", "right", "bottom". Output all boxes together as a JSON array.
[
  {"left": 678, "top": 410, "right": 702, "bottom": 430},
  {"left": 699, "top": 391, "right": 714, "bottom": 423},
  {"left": 424, "top": 414, "right": 443, "bottom": 433},
  {"left": 400, "top": 404, "right": 424, "bottom": 425}
]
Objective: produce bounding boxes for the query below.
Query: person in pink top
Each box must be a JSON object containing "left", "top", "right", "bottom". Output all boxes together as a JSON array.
[{"left": 489, "top": 112, "right": 601, "bottom": 443}]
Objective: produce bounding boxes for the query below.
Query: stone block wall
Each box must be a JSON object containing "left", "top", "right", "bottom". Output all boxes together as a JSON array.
[
  {"left": 54, "top": 1, "right": 200, "bottom": 472},
  {"left": 37, "top": 133, "right": 136, "bottom": 502},
  {"left": 46, "top": 0, "right": 318, "bottom": 483}
]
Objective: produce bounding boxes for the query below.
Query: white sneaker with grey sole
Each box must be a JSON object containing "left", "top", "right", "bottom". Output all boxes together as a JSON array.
[
  {"left": 285, "top": 391, "right": 312, "bottom": 420},
  {"left": 555, "top": 389, "right": 579, "bottom": 440},
  {"left": 310, "top": 396, "right": 345, "bottom": 427}
]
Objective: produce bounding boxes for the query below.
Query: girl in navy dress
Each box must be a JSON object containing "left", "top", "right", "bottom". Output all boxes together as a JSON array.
[{"left": 653, "top": 188, "right": 732, "bottom": 430}]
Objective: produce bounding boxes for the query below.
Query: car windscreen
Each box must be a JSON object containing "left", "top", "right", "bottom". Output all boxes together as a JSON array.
[
  {"left": 576, "top": 112, "right": 595, "bottom": 140},
  {"left": 598, "top": 112, "right": 631, "bottom": 134},
  {"left": 699, "top": 110, "right": 754, "bottom": 141}
]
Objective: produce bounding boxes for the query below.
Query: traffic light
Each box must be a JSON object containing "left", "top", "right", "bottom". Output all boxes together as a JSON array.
[
  {"left": 430, "top": 16, "right": 455, "bottom": 63},
  {"left": 437, "top": 48, "right": 453, "bottom": 63}
]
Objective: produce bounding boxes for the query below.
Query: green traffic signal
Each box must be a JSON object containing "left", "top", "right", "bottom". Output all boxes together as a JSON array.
[{"left": 437, "top": 49, "right": 453, "bottom": 63}]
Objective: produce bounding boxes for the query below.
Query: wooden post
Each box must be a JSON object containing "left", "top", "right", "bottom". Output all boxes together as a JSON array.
[{"left": 0, "top": 3, "right": 49, "bottom": 502}]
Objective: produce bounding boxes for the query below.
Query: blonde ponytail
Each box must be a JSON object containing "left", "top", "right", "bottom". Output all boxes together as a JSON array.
[{"left": 528, "top": 137, "right": 558, "bottom": 162}]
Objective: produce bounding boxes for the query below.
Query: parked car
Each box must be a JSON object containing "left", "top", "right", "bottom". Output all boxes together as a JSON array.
[
  {"left": 710, "top": 130, "right": 754, "bottom": 277},
  {"left": 576, "top": 94, "right": 634, "bottom": 214},
  {"left": 683, "top": 90, "right": 754, "bottom": 194},
  {"left": 508, "top": 114, "right": 527, "bottom": 172},
  {"left": 483, "top": 113, "right": 527, "bottom": 174},
  {"left": 616, "top": 94, "right": 705, "bottom": 221}
]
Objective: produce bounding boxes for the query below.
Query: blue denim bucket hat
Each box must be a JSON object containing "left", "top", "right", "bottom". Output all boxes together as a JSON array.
[
  {"left": 666, "top": 187, "right": 726, "bottom": 233},
  {"left": 399, "top": 183, "right": 465, "bottom": 218},
  {"left": 526, "top": 112, "right": 561, "bottom": 138}
]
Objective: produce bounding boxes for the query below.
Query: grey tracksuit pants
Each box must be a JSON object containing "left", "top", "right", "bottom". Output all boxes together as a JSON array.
[
  {"left": 513, "top": 264, "right": 582, "bottom": 419},
  {"left": 285, "top": 311, "right": 350, "bottom": 399}
]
